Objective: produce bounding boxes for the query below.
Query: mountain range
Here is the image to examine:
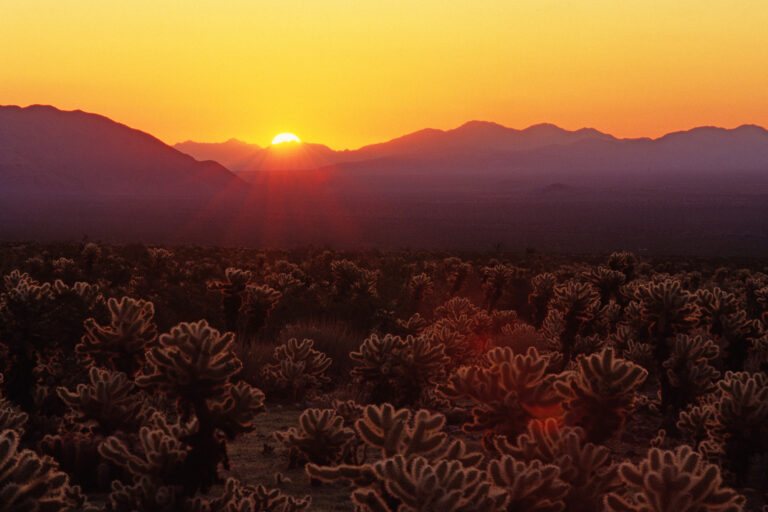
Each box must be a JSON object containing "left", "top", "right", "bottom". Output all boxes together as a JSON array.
[{"left": 2, "top": 104, "right": 768, "bottom": 253}]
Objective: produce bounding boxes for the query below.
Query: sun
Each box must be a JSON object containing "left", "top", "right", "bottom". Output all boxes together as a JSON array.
[{"left": 271, "top": 132, "right": 300, "bottom": 145}]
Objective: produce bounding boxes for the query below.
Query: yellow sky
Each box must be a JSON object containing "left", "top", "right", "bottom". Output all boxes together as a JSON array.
[{"left": 1, "top": 1, "right": 767, "bottom": 149}]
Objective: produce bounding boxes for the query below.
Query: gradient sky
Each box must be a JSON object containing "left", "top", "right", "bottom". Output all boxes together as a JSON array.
[{"left": 2, "top": 0, "right": 767, "bottom": 149}]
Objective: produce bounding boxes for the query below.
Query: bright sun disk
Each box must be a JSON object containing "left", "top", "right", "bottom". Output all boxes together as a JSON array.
[{"left": 272, "top": 132, "right": 300, "bottom": 145}]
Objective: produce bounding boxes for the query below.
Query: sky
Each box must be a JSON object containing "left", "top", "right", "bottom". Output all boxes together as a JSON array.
[{"left": 1, "top": 0, "right": 767, "bottom": 149}]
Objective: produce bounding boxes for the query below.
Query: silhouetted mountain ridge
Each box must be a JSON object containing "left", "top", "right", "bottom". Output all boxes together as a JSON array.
[
  {"left": 174, "top": 120, "right": 768, "bottom": 177},
  {"left": 2, "top": 104, "right": 768, "bottom": 254},
  {"left": 0, "top": 104, "right": 241, "bottom": 195}
]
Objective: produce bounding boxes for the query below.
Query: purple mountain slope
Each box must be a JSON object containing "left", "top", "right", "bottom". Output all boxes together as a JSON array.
[{"left": 0, "top": 105, "right": 243, "bottom": 196}]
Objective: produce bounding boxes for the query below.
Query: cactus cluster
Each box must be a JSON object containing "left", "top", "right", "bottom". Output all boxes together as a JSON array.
[
  {"left": 440, "top": 346, "right": 560, "bottom": 439},
  {"left": 351, "top": 334, "right": 448, "bottom": 405},
  {"left": 1, "top": 245, "right": 767, "bottom": 510}
]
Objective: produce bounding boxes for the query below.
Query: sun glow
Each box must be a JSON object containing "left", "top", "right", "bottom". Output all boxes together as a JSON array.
[{"left": 272, "top": 133, "right": 300, "bottom": 145}]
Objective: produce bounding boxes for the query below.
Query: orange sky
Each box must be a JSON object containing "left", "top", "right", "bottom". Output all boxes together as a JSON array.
[{"left": 2, "top": 1, "right": 767, "bottom": 149}]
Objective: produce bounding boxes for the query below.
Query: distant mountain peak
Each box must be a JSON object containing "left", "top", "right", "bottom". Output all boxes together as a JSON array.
[{"left": 456, "top": 120, "right": 508, "bottom": 131}]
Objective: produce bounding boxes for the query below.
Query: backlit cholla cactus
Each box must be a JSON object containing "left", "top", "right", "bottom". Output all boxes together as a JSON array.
[
  {"left": 57, "top": 367, "right": 151, "bottom": 435},
  {"left": 423, "top": 324, "right": 474, "bottom": 368},
  {"left": 0, "top": 375, "right": 28, "bottom": 434},
  {"left": 264, "top": 338, "right": 331, "bottom": 401},
  {"left": 187, "top": 477, "right": 310, "bottom": 512},
  {"left": 307, "top": 404, "right": 484, "bottom": 508},
  {"left": 274, "top": 408, "right": 355, "bottom": 466},
  {"left": 99, "top": 413, "right": 194, "bottom": 510},
  {"left": 442, "top": 257, "right": 472, "bottom": 294},
  {"left": 628, "top": 279, "right": 700, "bottom": 416},
  {"left": 583, "top": 266, "right": 626, "bottom": 304},
  {"left": 604, "top": 446, "right": 746, "bottom": 512},
  {"left": 80, "top": 242, "right": 101, "bottom": 270},
  {"left": 241, "top": 284, "right": 281, "bottom": 336},
  {"left": 147, "top": 247, "right": 174, "bottom": 267},
  {"left": 555, "top": 348, "right": 647, "bottom": 443},
  {"left": 208, "top": 267, "right": 253, "bottom": 331},
  {"left": 631, "top": 278, "right": 698, "bottom": 342},
  {"left": 440, "top": 346, "right": 560, "bottom": 440},
  {"left": 77, "top": 296, "right": 157, "bottom": 375},
  {"left": 352, "top": 404, "right": 480, "bottom": 463},
  {"left": 703, "top": 371, "right": 768, "bottom": 482},
  {"left": 662, "top": 334, "right": 720, "bottom": 410},
  {"left": 528, "top": 273, "right": 558, "bottom": 327},
  {"left": 487, "top": 456, "right": 568, "bottom": 512},
  {"left": 481, "top": 264, "right": 520, "bottom": 311},
  {"left": 137, "top": 320, "right": 266, "bottom": 490},
  {"left": 676, "top": 404, "right": 716, "bottom": 450},
  {"left": 396, "top": 313, "right": 429, "bottom": 336},
  {"left": 493, "top": 418, "right": 620, "bottom": 512},
  {"left": 351, "top": 334, "right": 448, "bottom": 406},
  {"left": 0, "top": 272, "right": 105, "bottom": 410},
  {"left": 544, "top": 280, "right": 601, "bottom": 362},
  {"left": 330, "top": 259, "right": 378, "bottom": 299},
  {"left": 0, "top": 429, "right": 71, "bottom": 512},
  {"left": 409, "top": 272, "right": 433, "bottom": 304},
  {"left": 332, "top": 399, "right": 365, "bottom": 427},
  {"left": 353, "top": 455, "right": 509, "bottom": 512},
  {"left": 606, "top": 251, "right": 638, "bottom": 280},
  {"left": 423, "top": 297, "right": 505, "bottom": 366},
  {"left": 695, "top": 288, "right": 755, "bottom": 370}
]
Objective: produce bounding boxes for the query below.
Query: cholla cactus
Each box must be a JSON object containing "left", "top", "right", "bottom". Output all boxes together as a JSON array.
[
  {"left": 0, "top": 402, "right": 27, "bottom": 435},
  {"left": 308, "top": 404, "right": 481, "bottom": 472},
  {"left": 57, "top": 367, "right": 151, "bottom": 435},
  {"left": 187, "top": 477, "right": 310, "bottom": 512},
  {"left": 208, "top": 267, "right": 253, "bottom": 331},
  {"left": 77, "top": 296, "right": 157, "bottom": 375},
  {"left": 695, "top": 288, "right": 756, "bottom": 371},
  {"left": 555, "top": 348, "right": 647, "bottom": 442},
  {"left": 331, "top": 259, "right": 378, "bottom": 299},
  {"left": 423, "top": 324, "right": 475, "bottom": 367},
  {"left": 583, "top": 266, "right": 626, "bottom": 304},
  {"left": 147, "top": 247, "right": 174, "bottom": 267},
  {"left": 481, "top": 264, "right": 520, "bottom": 311},
  {"left": 606, "top": 251, "right": 638, "bottom": 280},
  {"left": 307, "top": 404, "right": 484, "bottom": 509},
  {"left": 631, "top": 279, "right": 698, "bottom": 342},
  {"left": 493, "top": 418, "right": 620, "bottom": 512},
  {"left": 409, "top": 272, "right": 433, "bottom": 303},
  {"left": 0, "top": 429, "right": 71, "bottom": 511},
  {"left": 274, "top": 408, "right": 354, "bottom": 466},
  {"left": 434, "top": 297, "right": 482, "bottom": 321},
  {"left": 396, "top": 313, "right": 429, "bottom": 336},
  {"left": 332, "top": 399, "right": 365, "bottom": 427},
  {"left": 442, "top": 257, "right": 472, "bottom": 294},
  {"left": 0, "top": 375, "right": 28, "bottom": 434},
  {"left": 137, "top": 320, "right": 266, "bottom": 490},
  {"left": 545, "top": 281, "right": 601, "bottom": 361},
  {"left": 100, "top": 415, "right": 194, "bottom": 510},
  {"left": 264, "top": 338, "right": 331, "bottom": 401},
  {"left": 487, "top": 456, "right": 568, "bottom": 512},
  {"left": 353, "top": 404, "right": 475, "bottom": 461},
  {"left": 0, "top": 272, "right": 105, "bottom": 410},
  {"left": 663, "top": 334, "right": 720, "bottom": 410},
  {"left": 676, "top": 404, "right": 716, "bottom": 449},
  {"left": 705, "top": 371, "right": 768, "bottom": 482},
  {"left": 351, "top": 334, "right": 448, "bottom": 406},
  {"left": 354, "top": 455, "right": 508, "bottom": 512},
  {"left": 80, "top": 242, "right": 101, "bottom": 270},
  {"left": 440, "top": 346, "right": 560, "bottom": 439},
  {"left": 529, "top": 273, "right": 558, "bottom": 327},
  {"left": 604, "top": 445, "right": 745, "bottom": 512},
  {"left": 241, "top": 284, "right": 281, "bottom": 336}
]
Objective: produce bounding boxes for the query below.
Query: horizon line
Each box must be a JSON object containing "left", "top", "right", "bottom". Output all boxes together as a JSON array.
[{"left": 4, "top": 103, "right": 767, "bottom": 152}]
